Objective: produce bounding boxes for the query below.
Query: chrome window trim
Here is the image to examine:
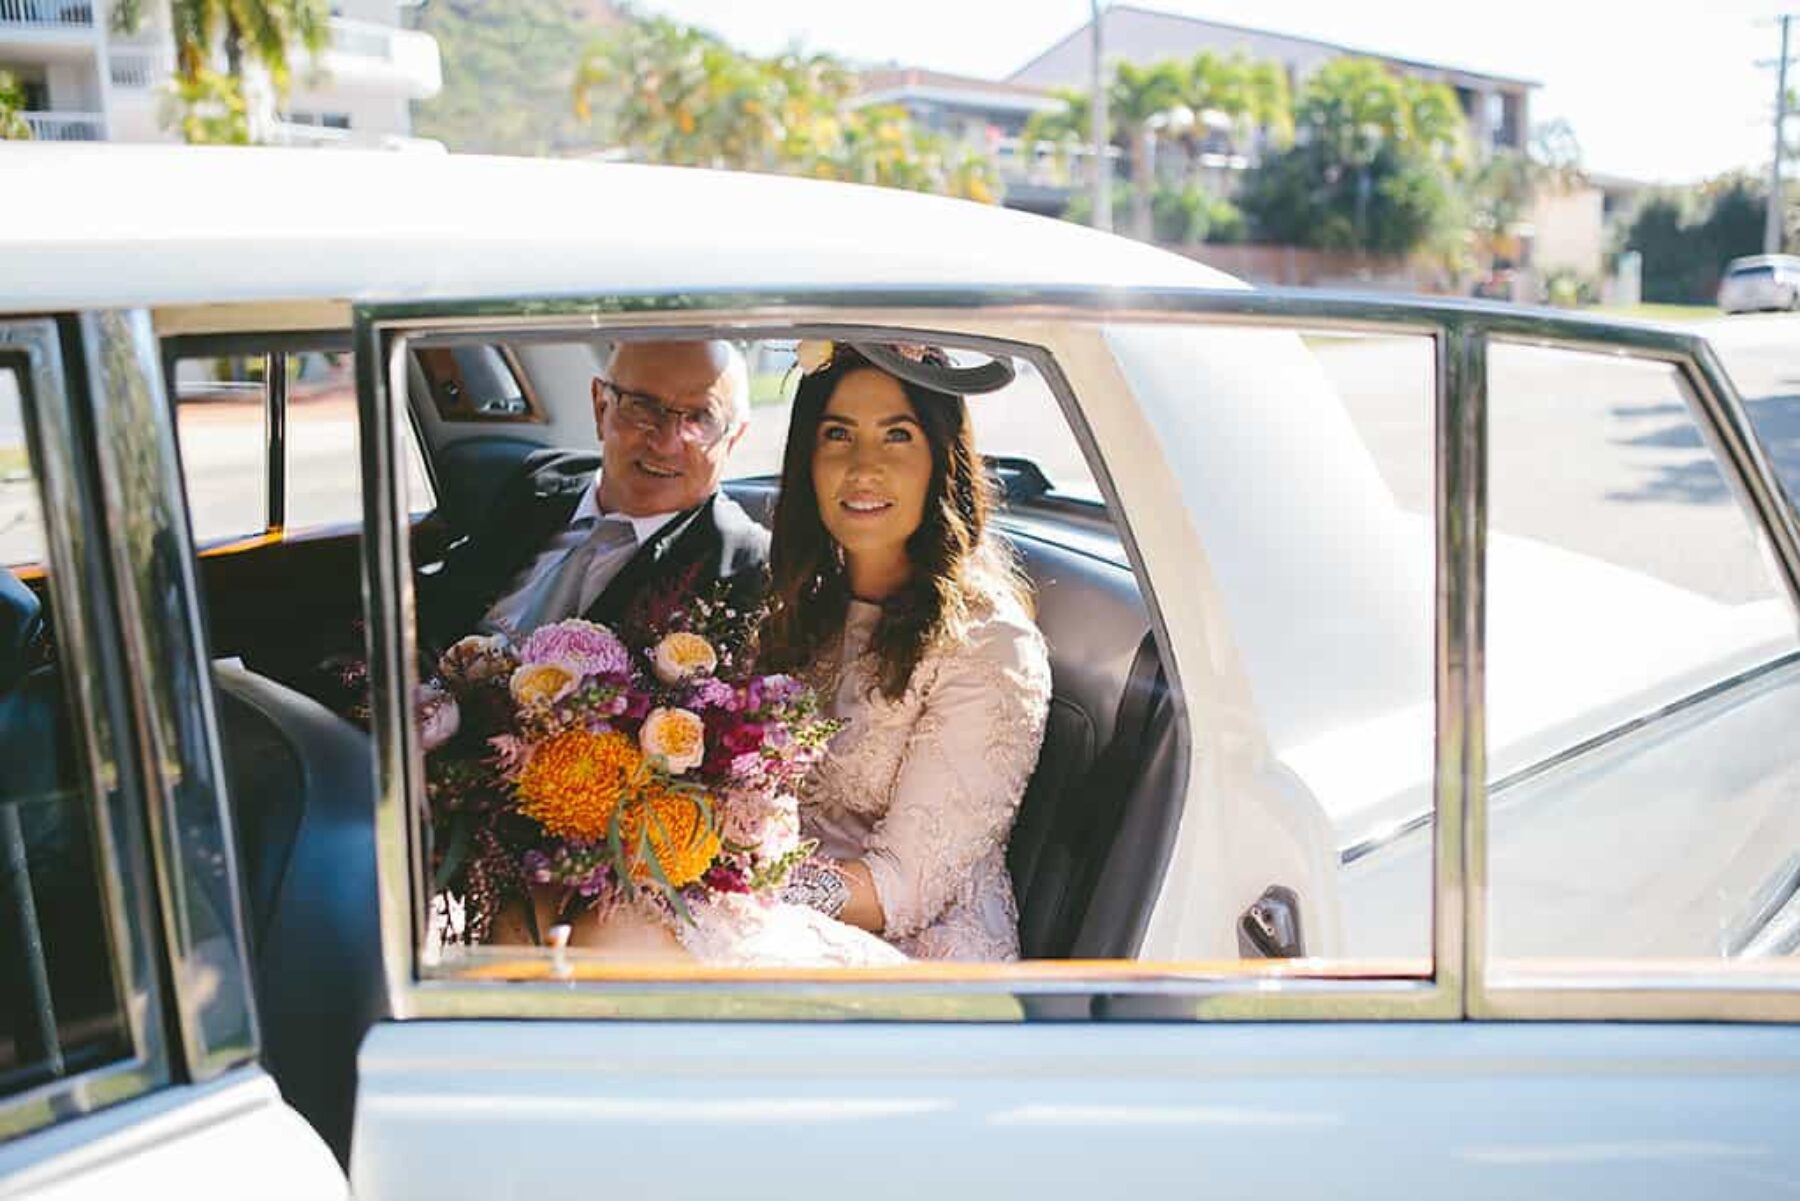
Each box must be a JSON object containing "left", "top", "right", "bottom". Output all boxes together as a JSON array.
[
  {"left": 79, "top": 310, "right": 260, "bottom": 1078},
  {"left": 0, "top": 317, "right": 170, "bottom": 1140},
  {"left": 355, "top": 287, "right": 1800, "bottom": 1025},
  {"left": 355, "top": 290, "right": 1469, "bottom": 1022}
]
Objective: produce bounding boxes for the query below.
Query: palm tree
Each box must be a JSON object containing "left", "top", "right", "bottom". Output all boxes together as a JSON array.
[
  {"left": 0, "top": 71, "right": 30, "bottom": 141},
  {"left": 1110, "top": 61, "right": 1184, "bottom": 240},
  {"left": 115, "top": 0, "right": 328, "bottom": 143},
  {"left": 1179, "top": 51, "right": 1292, "bottom": 180}
]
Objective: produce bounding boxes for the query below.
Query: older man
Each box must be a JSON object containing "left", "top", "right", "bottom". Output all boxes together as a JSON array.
[{"left": 422, "top": 339, "right": 768, "bottom": 650}]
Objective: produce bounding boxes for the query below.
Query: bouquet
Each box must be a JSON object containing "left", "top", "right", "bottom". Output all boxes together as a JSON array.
[{"left": 420, "top": 589, "right": 837, "bottom": 945}]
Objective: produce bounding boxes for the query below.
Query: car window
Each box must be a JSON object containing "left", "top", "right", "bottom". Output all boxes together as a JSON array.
[
  {"left": 287, "top": 349, "right": 435, "bottom": 531},
  {"left": 1105, "top": 321, "right": 1439, "bottom": 965},
  {"left": 1484, "top": 340, "right": 1800, "bottom": 964},
  {"left": 172, "top": 345, "right": 435, "bottom": 546},
  {"left": 172, "top": 353, "right": 268, "bottom": 544},
  {"left": 0, "top": 345, "right": 167, "bottom": 1132}
]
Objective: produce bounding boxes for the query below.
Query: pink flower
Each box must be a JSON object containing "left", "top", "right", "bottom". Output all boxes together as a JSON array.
[
  {"left": 415, "top": 683, "right": 460, "bottom": 752},
  {"left": 518, "top": 619, "right": 630, "bottom": 679}
]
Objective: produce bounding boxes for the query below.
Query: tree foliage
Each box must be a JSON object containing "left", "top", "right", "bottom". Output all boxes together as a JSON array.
[
  {"left": 0, "top": 71, "right": 29, "bottom": 141},
  {"left": 1236, "top": 57, "right": 1467, "bottom": 257},
  {"left": 1622, "top": 176, "right": 1768, "bottom": 303},
  {"left": 115, "top": 0, "right": 327, "bottom": 144},
  {"left": 412, "top": 0, "right": 616, "bottom": 157},
  {"left": 1023, "top": 49, "right": 1292, "bottom": 240},
  {"left": 571, "top": 12, "right": 996, "bottom": 202}
]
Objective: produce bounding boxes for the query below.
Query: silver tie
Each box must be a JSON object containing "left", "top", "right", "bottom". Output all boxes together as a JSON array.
[{"left": 512, "top": 518, "right": 638, "bottom": 635}]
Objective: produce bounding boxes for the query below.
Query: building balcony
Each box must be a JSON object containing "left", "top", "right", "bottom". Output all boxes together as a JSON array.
[
  {"left": 318, "top": 16, "right": 440, "bottom": 100},
  {"left": 0, "top": 0, "right": 99, "bottom": 59},
  {"left": 24, "top": 109, "right": 103, "bottom": 139}
]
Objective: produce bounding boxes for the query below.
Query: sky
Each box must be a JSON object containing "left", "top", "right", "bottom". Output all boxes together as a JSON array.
[{"left": 639, "top": 0, "right": 1795, "bottom": 185}]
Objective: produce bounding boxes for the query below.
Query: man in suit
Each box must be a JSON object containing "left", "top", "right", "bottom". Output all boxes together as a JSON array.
[{"left": 422, "top": 339, "right": 769, "bottom": 651}]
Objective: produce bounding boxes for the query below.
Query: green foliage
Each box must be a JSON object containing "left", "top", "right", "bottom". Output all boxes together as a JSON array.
[
  {"left": 0, "top": 71, "right": 29, "bottom": 141},
  {"left": 1543, "top": 267, "right": 1598, "bottom": 307},
  {"left": 568, "top": 12, "right": 996, "bottom": 202},
  {"left": 150, "top": 0, "right": 327, "bottom": 143},
  {"left": 160, "top": 68, "right": 251, "bottom": 145},
  {"left": 1240, "top": 140, "right": 1460, "bottom": 256},
  {"left": 1236, "top": 56, "right": 1467, "bottom": 258},
  {"left": 1623, "top": 176, "right": 1768, "bottom": 303},
  {"left": 1065, "top": 182, "right": 1245, "bottom": 244},
  {"left": 412, "top": 0, "right": 617, "bottom": 157}
]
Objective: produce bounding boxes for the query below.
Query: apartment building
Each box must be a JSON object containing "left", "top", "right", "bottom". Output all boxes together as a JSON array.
[
  {"left": 0, "top": 0, "right": 441, "bottom": 147},
  {"left": 1011, "top": 5, "right": 1536, "bottom": 158}
]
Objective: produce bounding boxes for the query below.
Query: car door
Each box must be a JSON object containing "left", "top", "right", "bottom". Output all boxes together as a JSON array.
[
  {"left": 0, "top": 314, "right": 346, "bottom": 1199},
  {"left": 342, "top": 291, "right": 1800, "bottom": 1200}
]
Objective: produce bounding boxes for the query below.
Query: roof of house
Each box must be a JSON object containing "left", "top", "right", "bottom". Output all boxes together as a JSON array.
[{"left": 1009, "top": 4, "right": 1540, "bottom": 92}]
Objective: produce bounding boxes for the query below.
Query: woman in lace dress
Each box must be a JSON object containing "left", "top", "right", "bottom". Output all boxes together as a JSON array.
[{"left": 758, "top": 342, "right": 1052, "bottom": 962}]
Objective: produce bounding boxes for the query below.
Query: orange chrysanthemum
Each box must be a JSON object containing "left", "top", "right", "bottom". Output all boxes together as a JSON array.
[
  {"left": 621, "top": 787, "right": 721, "bottom": 888},
  {"left": 516, "top": 730, "right": 642, "bottom": 842}
]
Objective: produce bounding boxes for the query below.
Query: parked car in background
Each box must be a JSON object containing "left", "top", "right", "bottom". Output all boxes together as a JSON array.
[
  {"left": 3, "top": 144, "right": 1799, "bottom": 1201},
  {"left": 1719, "top": 253, "right": 1800, "bottom": 313}
]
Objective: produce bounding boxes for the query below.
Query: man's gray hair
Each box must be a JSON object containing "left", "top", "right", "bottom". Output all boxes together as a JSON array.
[{"left": 604, "top": 339, "right": 751, "bottom": 430}]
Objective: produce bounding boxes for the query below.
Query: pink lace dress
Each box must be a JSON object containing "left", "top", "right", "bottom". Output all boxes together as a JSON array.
[{"left": 798, "top": 594, "right": 1052, "bottom": 961}]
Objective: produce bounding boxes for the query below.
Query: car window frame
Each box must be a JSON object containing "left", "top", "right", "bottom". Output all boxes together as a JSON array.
[
  {"left": 353, "top": 290, "right": 1466, "bottom": 1025},
  {"left": 162, "top": 329, "right": 438, "bottom": 548},
  {"left": 355, "top": 288, "right": 1800, "bottom": 1027},
  {"left": 0, "top": 316, "right": 172, "bottom": 1140}
]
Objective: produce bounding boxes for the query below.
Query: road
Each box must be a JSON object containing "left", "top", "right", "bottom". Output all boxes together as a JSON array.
[{"left": 3, "top": 314, "right": 1798, "bottom": 600}]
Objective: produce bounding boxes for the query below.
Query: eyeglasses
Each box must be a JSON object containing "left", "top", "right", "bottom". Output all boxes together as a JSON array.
[{"left": 598, "top": 379, "right": 731, "bottom": 448}]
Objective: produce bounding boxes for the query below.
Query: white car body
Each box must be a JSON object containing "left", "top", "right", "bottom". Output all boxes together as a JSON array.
[
  {"left": 2, "top": 145, "right": 1798, "bottom": 1200},
  {"left": 1719, "top": 254, "right": 1800, "bottom": 313}
]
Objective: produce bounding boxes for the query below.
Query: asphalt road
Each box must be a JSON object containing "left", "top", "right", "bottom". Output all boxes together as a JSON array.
[{"left": 3, "top": 314, "right": 1798, "bottom": 599}]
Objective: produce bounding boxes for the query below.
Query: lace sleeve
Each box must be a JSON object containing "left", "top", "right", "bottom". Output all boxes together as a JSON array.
[{"left": 862, "top": 606, "right": 1051, "bottom": 941}]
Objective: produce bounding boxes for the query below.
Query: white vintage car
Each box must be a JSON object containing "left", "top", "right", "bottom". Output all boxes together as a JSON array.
[{"left": 2, "top": 144, "right": 1798, "bottom": 1200}]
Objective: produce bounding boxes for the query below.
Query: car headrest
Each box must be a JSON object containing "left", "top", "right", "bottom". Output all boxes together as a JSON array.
[{"left": 1, "top": 568, "right": 45, "bottom": 692}]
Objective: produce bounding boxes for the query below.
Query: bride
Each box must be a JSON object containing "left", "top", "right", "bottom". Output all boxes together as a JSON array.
[{"left": 751, "top": 341, "right": 1052, "bottom": 962}]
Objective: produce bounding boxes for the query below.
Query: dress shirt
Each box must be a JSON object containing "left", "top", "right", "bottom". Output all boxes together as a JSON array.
[{"left": 480, "top": 479, "right": 677, "bottom": 638}]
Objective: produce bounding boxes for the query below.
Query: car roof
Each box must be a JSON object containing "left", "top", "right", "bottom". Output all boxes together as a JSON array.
[{"left": 3, "top": 144, "right": 1238, "bottom": 314}]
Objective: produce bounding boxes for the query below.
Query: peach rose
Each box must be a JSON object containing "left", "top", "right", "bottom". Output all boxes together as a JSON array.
[
  {"left": 639, "top": 706, "right": 706, "bottom": 775},
  {"left": 651, "top": 631, "right": 718, "bottom": 686},
  {"left": 509, "top": 662, "right": 577, "bottom": 708}
]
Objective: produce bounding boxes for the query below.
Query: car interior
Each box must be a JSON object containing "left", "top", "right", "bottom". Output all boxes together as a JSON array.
[{"left": 7, "top": 325, "right": 1193, "bottom": 1163}]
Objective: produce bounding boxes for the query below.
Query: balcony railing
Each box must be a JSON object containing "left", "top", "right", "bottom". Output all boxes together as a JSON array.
[
  {"left": 0, "top": 0, "right": 93, "bottom": 28},
  {"left": 108, "top": 53, "right": 155, "bottom": 89},
  {"left": 24, "top": 111, "right": 103, "bottom": 139}
]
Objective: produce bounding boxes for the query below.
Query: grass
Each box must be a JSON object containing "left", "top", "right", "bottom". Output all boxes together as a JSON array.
[
  {"left": 749, "top": 369, "right": 794, "bottom": 409},
  {"left": 0, "top": 447, "right": 27, "bottom": 478}
]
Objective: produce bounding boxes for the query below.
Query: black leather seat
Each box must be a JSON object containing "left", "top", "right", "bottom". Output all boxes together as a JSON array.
[
  {"left": 213, "top": 663, "right": 385, "bottom": 1165},
  {"left": 1003, "top": 532, "right": 1184, "bottom": 959}
]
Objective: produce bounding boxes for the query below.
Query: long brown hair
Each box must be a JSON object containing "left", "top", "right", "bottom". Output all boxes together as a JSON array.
[{"left": 760, "top": 345, "right": 1027, "bottom": 700}]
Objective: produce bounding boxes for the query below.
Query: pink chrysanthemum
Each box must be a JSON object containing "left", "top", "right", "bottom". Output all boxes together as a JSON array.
[{"left": 518, "top": 619, "right": 630, "bottom": 679}]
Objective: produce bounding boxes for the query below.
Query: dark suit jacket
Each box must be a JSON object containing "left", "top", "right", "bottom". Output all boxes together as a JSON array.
[{"left": 420, "top": 449, "right": 770, "bottom": 653}]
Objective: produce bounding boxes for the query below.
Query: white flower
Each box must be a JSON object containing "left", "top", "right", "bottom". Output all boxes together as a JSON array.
[{"left": 795, "top": 339, "right": 835, "bottom": 374}]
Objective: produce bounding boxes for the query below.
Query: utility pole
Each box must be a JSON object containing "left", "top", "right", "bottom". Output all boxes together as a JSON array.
[
  {"left": 1767, "top": 13, "right": 1794, "bottom": 254},
  {"left": 1091, "top": 0, "right": 1112, "bottom": 232}
]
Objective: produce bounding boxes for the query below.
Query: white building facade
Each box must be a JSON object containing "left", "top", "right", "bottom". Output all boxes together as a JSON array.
[{"left": 0, "top": 0, "right": 440, "bottom": 147}]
